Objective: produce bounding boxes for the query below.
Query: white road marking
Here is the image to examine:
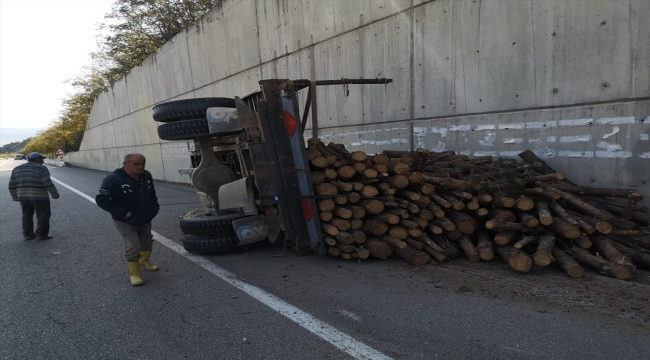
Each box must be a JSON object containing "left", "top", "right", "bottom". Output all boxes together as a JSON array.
[{"left": 50, "top": 176, "right": 392, "bottom": 360}]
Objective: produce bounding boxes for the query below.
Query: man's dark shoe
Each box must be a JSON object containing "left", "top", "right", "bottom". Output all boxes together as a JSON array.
[
  {"left": 23, "top": 235, "right": 37, "bottom": 240},
  {"left": 36, "top": 235, "right": 53, "bottom": 240}
]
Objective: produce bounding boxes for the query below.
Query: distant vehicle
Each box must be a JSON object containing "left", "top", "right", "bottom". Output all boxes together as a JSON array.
[{"left": 14, "top": 154, "right": 25, "bottom": 160}]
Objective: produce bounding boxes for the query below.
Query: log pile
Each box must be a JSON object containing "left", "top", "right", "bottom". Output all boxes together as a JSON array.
[{"left": 307, "top": 140, "right": 650, "bottom": 280}]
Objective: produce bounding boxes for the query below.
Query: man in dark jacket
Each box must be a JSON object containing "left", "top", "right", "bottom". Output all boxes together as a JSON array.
[
  {"left": 96, "top": 154, "right": 160, "bottom": 286},
  {"left": 8, "top": 152, "right": 60, "bottom": 240}
]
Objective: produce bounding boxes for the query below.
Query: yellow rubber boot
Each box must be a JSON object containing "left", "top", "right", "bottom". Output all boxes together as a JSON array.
[
  {"left": 127, "top": 262, "right": 144, "bottom": 286},
  {"left": 139, "top": 251, "right": 159, "bottom": 271}
]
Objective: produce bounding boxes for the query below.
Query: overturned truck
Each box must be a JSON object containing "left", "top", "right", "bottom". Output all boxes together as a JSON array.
[{"left": 152, "top": 78, "right": 392, "bottom": 256}]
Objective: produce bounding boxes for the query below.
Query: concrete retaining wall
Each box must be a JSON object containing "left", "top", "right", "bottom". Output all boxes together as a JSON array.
[{"left": 66, "top": 0, "right": 650, "bottom": 204}]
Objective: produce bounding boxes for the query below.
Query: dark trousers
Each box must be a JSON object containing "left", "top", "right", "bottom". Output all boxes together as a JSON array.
[{"left": 20, "top": 200, "right": 51, "bottom": 237}]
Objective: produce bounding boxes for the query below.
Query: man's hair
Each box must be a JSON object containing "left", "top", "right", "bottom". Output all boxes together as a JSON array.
[{"left": 123, "top": 153, "right": 145, "bottom": 164}]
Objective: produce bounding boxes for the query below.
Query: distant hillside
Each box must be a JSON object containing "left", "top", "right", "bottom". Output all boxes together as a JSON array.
[{"left": 0, "top": 138, "right": 31, "bottom": 154}]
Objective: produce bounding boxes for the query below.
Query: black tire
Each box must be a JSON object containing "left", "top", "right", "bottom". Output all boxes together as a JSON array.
[
  {"left": 180, "top": 211, "right": 245, "bottom": 236},
  {"left": 153, "top": 97, "right": 236, "bottom": 122},
  {"left": 182, "top": 234, "right": 244, "bottom": 255},
  {"left": 157, "top": 119, "right": 209, "bottom": 141}
]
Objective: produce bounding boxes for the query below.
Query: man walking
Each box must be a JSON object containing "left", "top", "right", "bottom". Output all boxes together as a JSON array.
[
  {"left": 95, "top": 154, "right": 160, "bottom": 286},
  {"left": 8, "top": 152, "right": 60, "bottom": 240}
]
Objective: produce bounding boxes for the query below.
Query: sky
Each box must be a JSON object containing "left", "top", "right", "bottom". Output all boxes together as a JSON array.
[{"left": 0, "top": 0, "right": 114, "bottom": 145}]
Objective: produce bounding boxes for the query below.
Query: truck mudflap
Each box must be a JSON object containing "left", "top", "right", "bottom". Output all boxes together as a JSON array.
[
  {"left": 232, "top": 215, "right": 282, "bottom": 245},
  {"left": 218, "top": 177, "right": 257, "bottom": 215}
]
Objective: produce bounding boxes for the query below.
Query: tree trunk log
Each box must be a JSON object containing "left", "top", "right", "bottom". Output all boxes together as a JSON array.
[
  {"left": 422, "top": 175, "right": 468, "bottom": 191},
  {"left": 334, "top": 195, "right": 348, "bottom": 205},
  {"left": 494, "top": 231, "right": 517, "bottom": 246},
  {"left": 333, "top": 206, "right": 353, "bottom": 219},
  {"left": 336, "top": 231, "right": 355, "bottom": 245},
  {"left": 311, "top": 172, "right": 326, "bottom": 185},
  {"left": 324, "top": 168, "right": 338, "bottom": 180},
  {"left": 570, "top": 246, "right": 632, "bottom": 280},
  {"left": 547, "top": 218, "right": 580, "bottom": 239},
  {"left": 321, "top": 223, "right": 339, "bottom": 236},
  {"left": 458, "top": 236, "right": 481, "bottom": 262},
  {"left": 549, "top": 186, "right": 612, "bottom": 220},
  {"left": 513, "top": 236, "right": 537, "bottom": 249},
  {"left": 553, "top": 248, "right": 585, "bottom": 278},
  {"left": 379, "top": 235, "right": 408, "bottom": 249},
  {"left": 404, "top": 237, "right": 424, "bottom": 251},
  {"left": 389, "top": 226, "right": 409, "bottom": 240},
  {"left": 536, "top": 201, "right": 553, "bottom": 226},
  {"left": 387, "top": 175, "right": 409, "bottom": 189},
  {"left": 323, "top": 235, "right": 337, "bottom": 246},
  {"left": 612, "top": 242, "right": 650, "bottom": 268},
  {"left": 352, "top": 230, "right": 366, "bottom": 244},
  {"left": 434, "top": 217, "right": 456, "bottom": 232},
  {"left": 446, "top": 210, "right": 477, "bottom": 234},
  {"left": 412, "top": 183, "right": 436, "bottom": 195},
  {"left": 514, "top": 210, "right": 540, "bottom": 228},
  {"left": 592, "top": 235, "right": 635, "bottom": 273},
  {"left": 476, "top": 227, "right": 494, "bottom": 260},
  {"left": 515, "top": 197, "right": 535, "bottom": 211},
  {"left": 330, "top": 218, "right": 351, "bottom": 231},
  {"left": 490, "top": 209, "right": 517, "bottom": 223},
  {"left": 358, "top": 199, "right": 385, "bottom": 214},
  {"left": 394, "top": 245, "right": 431, "bottom": 266},
  {"left": 533, "top": 235, "right": 556, "bottom": 267},
  {"left": 332, "top": 180, "right": 353, "bottom": 192},
  {"left": 361, "top": 219, "right": 389, "bottom": 237},
  {"left": 365, "top": 237, "right": 394, "bottom": 259},
  {"left": 316, "top": 183, "right": 337, "bottom": 196},
  {"left": 572, "top": 235, "right": 593, "bottom": 249},
  {"left": 327, "top": 247, "right": 341, "bottom": 257},
  {"left": 497, "top": 246, "right": 533, "bottom": 272},
  {"left": 337, "top": 166, "right": 356, "bottom": 180}
]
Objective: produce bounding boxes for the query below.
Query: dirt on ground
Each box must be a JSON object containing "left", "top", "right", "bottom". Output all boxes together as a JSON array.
[{"left": 411, "top": 258, "right": 650, "bottom": 329}]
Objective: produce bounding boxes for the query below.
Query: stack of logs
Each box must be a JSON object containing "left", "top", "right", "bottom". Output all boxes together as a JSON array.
[{"left": 306, "top": 139, "right": 650, "bottom": 280}]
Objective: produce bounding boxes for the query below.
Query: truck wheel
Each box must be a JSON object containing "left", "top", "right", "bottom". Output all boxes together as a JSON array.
[
  {"left": 182, "top": 234, "right": 252, "bottom": 255},
  {"left": 153, "top": 97, "right": 236, "bottom": 122},
  {"left": 180, "top": 211, "right": 246, "bottom": 236},
  {"left": 157, "top": 119, "right": 210, "bottom": 141}
]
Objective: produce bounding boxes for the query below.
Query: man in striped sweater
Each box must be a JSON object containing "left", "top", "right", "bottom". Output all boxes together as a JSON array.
[{"left": 8, "top": 152, "right": 60, "bottom": 240}]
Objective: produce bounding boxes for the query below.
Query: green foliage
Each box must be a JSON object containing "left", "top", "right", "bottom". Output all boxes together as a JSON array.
[{"left": 25, "top": 0, "right": 220, "bottom": 155}]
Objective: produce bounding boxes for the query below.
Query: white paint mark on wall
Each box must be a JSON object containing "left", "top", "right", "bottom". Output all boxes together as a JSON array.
[
  {"left": 640, "top": 152, "right": 650, "bottom": 158},
  {"left": 535, "top": 149, "right": 557, "bottom": 158},
  {"left": 595, "top": 151, "right": 633, "bottom": 158},
  {"left": 644, "top": 117, "right": 650, "bottom": 124},
  {"left": 479, "top": 132, "right": 496, "bottom": 147},
  {"left": 350, "top": 142, "right": 362, "bottom": 146},
  {"left": 450, "top": 125, "right": 471, "bottom": 132},
  {"left": 602, "top": 126, "right": 620, "bottom": 139},
  {"left": 559, "top": 118, "right": 593, "bottom": 126},
  {"left": 499, "top": 151, "right": 523, "bottom": 157},
  {"left": 391, "top": 138, "right": 408, "bottom": 145},
  {"left": 597, "top": 142, "right": 623, "bottom": 152},
  {"left": 361, "top": 140, "right": 375, "bottom": 145},
  {"left": 498, "top": 123, "right": 525, "bottom": 130},
  {"left": 375, "top": 140, "right": 392, "bottom": 146},
  {"left": 474, "top": 124, "right": 496, "bottom": 130},
  {"left": 502, "top": 138, "right": 525, "bottom": 144},
  {"left": 547, "top": 136, "right": 557, "bottom": 143},
  {"left": 640, "top": 134, "right": 649, "bottom": 141},
  {"left": 431, "top": 127, "right": 448, "bottom": 138},
  {"left": 431, "top": 141, "right": 447, "bottom": 152},
  {"left": 528, "top": 139, "right": 542, "bottom": 144},
  {"left": 525, "top": 122, "right": 545, "bottom": 129},
  {"left": 473, "top": 151, "right": 498, "bottom": 157},
  {"left": 413, "top": 127, "right": 427, "bottom": 137},
  {"left": 558, "top": 151, "right": 594, "bottom": 158},
  {"left": 464, "top": 137, "right": 469, "bottom": 143},
  {"left": 458, "top": 150, "right": 472, "bottom": 156},
  {"left": 545, "top": 121, "right": 558, "bottom": 128},
  {"left": 560, "top": 135, "right": 592, "bottom": 143},
  {"left": 596, "top": 117, "right": 635, "bottom": 125}
]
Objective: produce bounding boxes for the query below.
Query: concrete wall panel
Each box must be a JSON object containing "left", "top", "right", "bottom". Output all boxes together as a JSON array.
[
  {"left": 149, "top": 36, "right": 194, "bottom": 104},
  {"left": 126, "top": 63, "right": 155, "bottom": 112},
  {"left": 111, "top": 79, "right": 131, "bottom": 119},
  {"left": 160, "top": 141, "right": 193, "bottom": 184},
  {"left": 222, "top": 0, "right": 261, "bottom": 76}
]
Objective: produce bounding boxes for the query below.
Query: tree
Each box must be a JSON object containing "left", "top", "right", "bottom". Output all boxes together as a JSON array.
[{"left": 25, "top": 0, "right": 220, "bottom": 155}]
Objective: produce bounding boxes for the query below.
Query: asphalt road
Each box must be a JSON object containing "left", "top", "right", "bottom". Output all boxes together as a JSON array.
[{"left": 1, "top": 159, "right": 649, "bottom": 360}]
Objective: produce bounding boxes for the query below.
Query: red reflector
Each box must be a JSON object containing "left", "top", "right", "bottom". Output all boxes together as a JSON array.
[
  {"left": 302, "top": 199, "right": 313, "bottom": 220},
  {"left": 266, "top": 208, "right": 278, "bottom": 216},
  {"left": 283, "top": 111, "right": 297, "bottom": 137}
]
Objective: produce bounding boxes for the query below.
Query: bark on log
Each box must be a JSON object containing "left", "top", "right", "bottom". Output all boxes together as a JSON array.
[
  {"left": 360, "top": 185, "right": 379, "bottom": 198},
  {"left": 458, "top": 236, "right": 481, "bottom": 262},
  {"left": 365, "top": 237, "right": 394, "bottom": 259},
  {"left": 409, "top": 216, "right": 429, "bottom": 228},
  {"left": 514, "top": 210, "right": 540, "bottom": 228},
  {"left": 533, "top": 235, "right": 556, "bottom": 267},
  {"left": 549, "top": 199, "right": 580, "bottom": 227},
  {"left": 342, "top": 192, "right": 361, "bottom": 204},
  {"left": 310, "top": 157, "right": 329, "bottom": 169},
  {"left": 361, "top": 219, "right": 389, "bottom": 237},
  {"left": 422, "top": 175, "right": 468, "bottom": 191},
  {"left": 493, "top": 194, "right": 515, "bottom": 208},
  {"left": 553, "top": 248, "right": 585, "bottom": 278},
  {"left": 572, "top": 235, "right": 593, "bottom": 249},
  {"left": 422, "top": 244, "right": 448, "bottom": 263},
  {"left": 430, "top": 194, "right": 452, "bottom": 208},
  {"left": 592, "top": 235, "right": 635, "bottom": 273},
  {"left": 398, "top": 190, "right": 422, "bottom": 201},
  {"left": 442, "top": 194, "right": 466, "bottom": 211},
  {"left": 570, "top": 246, "right": 632, "bottom": 280},
  {"left": 571, "top": 212, "right": 612, "bottom": 234},
  {"left": 428, "top": 205, "right": 446, "bottom": 218},
  {"left": 394, "top": 245, "right": 431, "bottom": 266},
  {"left": 428, "top": 224, "right": 444, "bottom": 234},
  {"left": 399, "top": 219, "right": 419, "bottom": 229},
  {"left": 434, "top": 217, "right": 456, "bottom": 232},
  {"left": 513, "top": 235, "right": 537, "bottom": 249},
  {"left": 343, "top": 205, "right": 366, "bottom": 219},
  {"left": 412, "top": 183, "right": 436, "bottom": 195},
  {"left": 407, "top": 172, "right": 424, "bottom": 184},
  {"left": 408, "top": 228, "right": 424, "bottom": 238},
  {"left": 547, "top": 218, "right": 580, "bottom": 239},
  {"left": 536, "top": 201, "right": 554, "bottom": 226},
  {"left": 476, "top": 227, "right": 494, "bottom": 260},
  {"left": 418, "top": 209, "right": 435, "bottom": 221},
  {"left": 446, "top": 210, "right": 477, "bottom": 234},
  {"left": 419, "top": 235, "right": 445, "bottom": 253},
  {"left": 337, "top": 166, "right": 356, "bottom": 180},
  {"left": 612, "top": 242, "right": 650, "bottom": 268},
  {"left": 497, "top": 246, "right": 533, "bottom": 272},
  {"left": 549, "top": 186, "right": 613, "bottom": 220},
  {"left": 472, "top": 208, "right": 490, "bottom": 217},
  {"left": 486, "top": 220, "right": 532, "bottom": 233},
  {"left": 490, "top": 209, "right": 517, "bottom": 223},
  {"left": 336, "top": 231, "right": 355, "bottom": 245},
  {"left": 527, "top": 173, "right": 566, "bottom": 182},
  {"left": 379, "top": 235, "right": 408, "bottom": 249},
  {"left": 332, "top": 180, "right": 354, "bottom": 192},
  {"left": 404, "top": 237, "right": 424, "bottom": 251},
  {"left": 549, "top": 182, "right": 642, "bottom": 198},
  {"left": 374, "top": 212, "right": 400, "bottom": 225}
]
